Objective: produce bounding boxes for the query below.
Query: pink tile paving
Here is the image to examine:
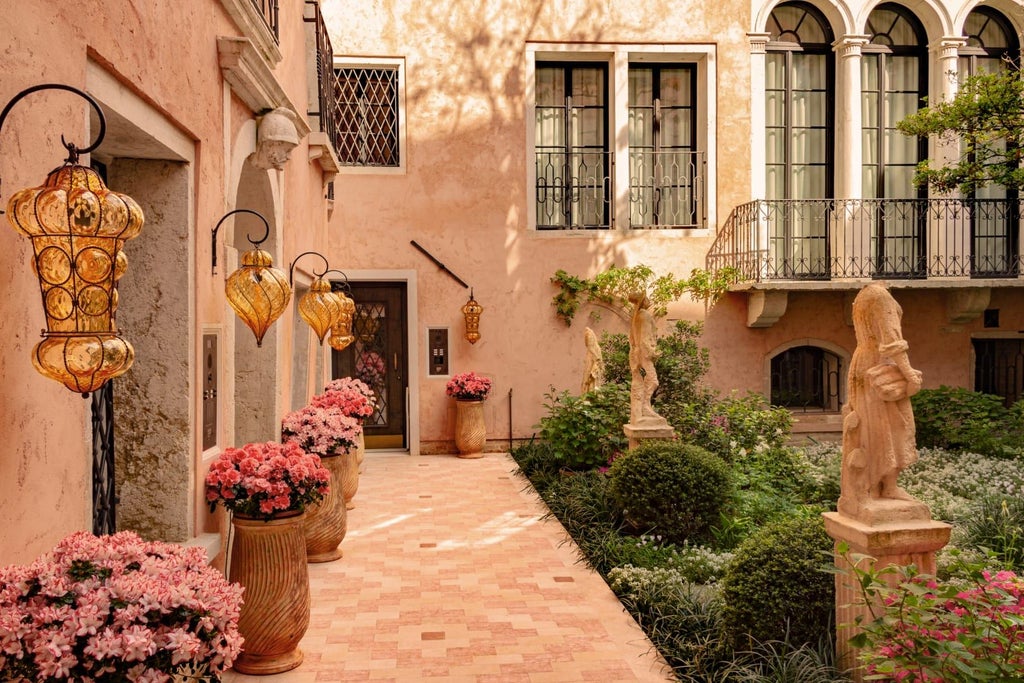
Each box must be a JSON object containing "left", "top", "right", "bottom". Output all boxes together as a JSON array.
[{"left": 223, "top": 453, "right": 673, "bottom": 682}]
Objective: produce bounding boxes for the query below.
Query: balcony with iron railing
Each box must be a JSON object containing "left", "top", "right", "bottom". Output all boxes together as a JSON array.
[
  {"left": 707, "top": 197, "right": 1023, "bottom": 282},
  {"left": 706, "top": 197, "right": 1023, "bottom": 326},
  {"left": 251, "top": 0, "right": 279, "bottom": 40}
]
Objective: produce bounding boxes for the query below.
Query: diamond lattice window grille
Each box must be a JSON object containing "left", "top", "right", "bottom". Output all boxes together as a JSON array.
[{"left": 332, "top": 67, "right": 400, "bottom": 167}]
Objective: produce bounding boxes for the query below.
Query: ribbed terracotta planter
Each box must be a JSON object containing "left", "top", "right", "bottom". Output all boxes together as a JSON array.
[
  {"left": 303, "top": 454, "right": 347, "bottom": 563},
  {"left": 454, "top": 399, "right": 486, "bottom": 458},
  {"left": 229, "top": 512, "right": 310, "bottom": 675},
  {"left": 355, "top": 429, "right": 365, "bottom": 473},
  {"left": 340, "top": 448, "right": 359, "bottom": 510}
]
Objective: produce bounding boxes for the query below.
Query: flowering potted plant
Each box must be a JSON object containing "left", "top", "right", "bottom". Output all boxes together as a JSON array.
[
  {"left": 311, "top": 377, "right": 376, "bottom": 421},
  {"left": 205, "top": 440, "right": 329, "bottom": 520},
  {"left": 281, "top": 404, "right": 362, "bottom": 458},
  {"left": 446, "top": 372, "right": 492, "bottom": 458},
  {"left": 0, "top": 530, "right": 243, "bottom": 682},
  {"left": 204, "top": 440, "right": 328, "bottom": 673},
  {"left": 445, "top": 371, "right": 492, "bottom": 401}
]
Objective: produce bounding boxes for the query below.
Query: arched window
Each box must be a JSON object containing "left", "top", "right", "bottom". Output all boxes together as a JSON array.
[
  {"left": 862, "top": 4, "right": 929, "bottom": 276},
  {"left": 765, "top": 2, "right": 835, "bottom": 277},
  {"left": 960, "top": 8, "right": 1020, "bottom": 276},
  {"left": 770, "top": 345, "right": 842, "bottom": 411}
]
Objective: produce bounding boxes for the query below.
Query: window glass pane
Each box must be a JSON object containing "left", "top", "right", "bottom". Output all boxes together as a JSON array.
[
  {"left": 792, "top": 165, "right": 826, "bottom": 198},
  {"left": 766, "top": 53, "right": 785, "bottom": 89},
  {"left": 792, "top": 128, "right": 825, "bottom": 164},
  {"left": 536, "top": 67, "right": 564, "bottom": 105},
  {"left": 572, "top": 68, "right": 604, "bottom": 106},
  {"left": 861, "top": 54, "right": 879, "bottom": 90},
  {"left": 862, "top": 129, "right": 878, "bottom": 163},
  {"left": 659, "top": 68, "right": 692, "bottom": 106},
  {"left": 884, "top": 166, "right": 915, "bottom": 196},
  {"left": 766, "top": 165, "right": 785, "bottom": 199},
  {"left": 886, "top": 92, "right": 920, "bottom": 125},
  {"left": 766, "top": 91, "right": 784, "bottom": 127},
  {"left": 863, "top": 166, "right": 878, "bottom": 197},
  {"left": 766, "top": 128, "right": 785, "bottom": 165},
  {"left": 660, "top": 110, "right": 692, "bottom": 147},
  {"left": 792, "top": 91, "right": 826, "bottom": 126},
  {"left": 629, "top": 68, "right": 653, "bottom": 106},
  {"left": 792, "top": 53, "right": 826, "bottom": 89},
  {"left": 535, "top": 108, "right": 565, "bottom": 146},
  {"left": 862, "top": 92, "right": 879, "bottom": 127},
  {"left": 570, "top": 109, "right": 604, "bottom": 146},
  {"left": 885, "top": 129, "right": 917, "bottom": 165},
  {"left": 628, "top": 108, "right": 654, "bottom": 147},
  {"left": 886, "top": 56, "right": 919, "bottom": 91}
]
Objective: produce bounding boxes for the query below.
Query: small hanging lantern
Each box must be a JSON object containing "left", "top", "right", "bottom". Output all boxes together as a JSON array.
[
  {"left": 288, "top": 251, "right": 343, "bottom": 345},
  {"left": 462, "top": 288, "right": 483, "bottom": 344},
  {"left": 1, "top": 84, "right": 145, "bottom": 395},
  {"left": 324, "top": 269, "right": 355, "bottom": 351},
  {"left": 213, "top": 209, "right": 291, "bottom": 347}
]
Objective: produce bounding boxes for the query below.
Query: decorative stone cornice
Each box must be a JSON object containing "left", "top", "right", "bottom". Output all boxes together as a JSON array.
[
  {"left": 307, "top": 131, "right": 340, "bottom": 185},
  {"left": 217, "top": 0, "right": 282, "bottom": 67},
  {"left": 748, "top": 32, "right": 772, "bottom": 55},
  {"left": 217, "top": 36, "right": 311, "bottom": 138},
  {"left": 746, "top": 290, "right": 788, "bottom": 328}
]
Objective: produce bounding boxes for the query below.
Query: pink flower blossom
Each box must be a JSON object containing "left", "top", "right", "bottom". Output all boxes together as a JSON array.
[
  {"left": 205, "top": 441, "right": 330, "bottom": 519},
  {"left": 446, "top": 372, "right": 492, "bottom": 400},
  {"left": 0, "top": 531, "right": 243, "bottom": 681}
]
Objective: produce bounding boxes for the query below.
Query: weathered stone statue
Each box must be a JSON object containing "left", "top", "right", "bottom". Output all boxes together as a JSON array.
[
  {"left": 249, "top": 108, "right": 300, "bottom": 171},
  {"left": 838, "top": 283, "right": 927, "bottom": 523},
  {"left": 627, "top": 293, "right": 668, "bottom": 427},
  {"left": 580, "top": 327, "right": 605, "bottom": 394}
]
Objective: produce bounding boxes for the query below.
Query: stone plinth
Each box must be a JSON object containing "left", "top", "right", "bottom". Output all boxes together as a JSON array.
[
  {"left": 623, "top": 421, "right": 675, "bottom": 450},
  {"left": 823, "top": 511, "right": 951, "bottom": 681}
]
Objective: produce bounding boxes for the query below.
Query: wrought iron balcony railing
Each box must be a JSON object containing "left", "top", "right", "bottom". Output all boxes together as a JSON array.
[
  {"left": 629, "top": 150, "right": 705, "bottom": 229},
  {"left": 706, "top": 198, "right": 1023, "bottom": 283},
  {"left": 251, "top": 0, "right": 279, "bottom": 41},
  {"left": 304, "top": 1, "right": 337, "bottom": 148}
]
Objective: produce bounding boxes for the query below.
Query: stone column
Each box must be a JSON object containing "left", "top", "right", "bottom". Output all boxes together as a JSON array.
[
  {"left": 831, "top": 35, "right": 870, "bottom": 278},
  {"left": 747, "top": 33, "right": 771, "bottom": 202},
  {"left": 928, "top": 38, "right": 967, "bottom": 273},
  {"left": 824, "top": 513, "right": 951, "bottom": 681}
]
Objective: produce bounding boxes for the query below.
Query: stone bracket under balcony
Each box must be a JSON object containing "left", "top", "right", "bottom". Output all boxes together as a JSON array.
[{"left": 740, "top": 282, "right": 997, "bottom": 328}]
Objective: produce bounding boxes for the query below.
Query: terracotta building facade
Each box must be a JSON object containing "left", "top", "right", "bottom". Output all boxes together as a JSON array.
[{"left": 1, "top": 0, "right": 1022, "bottom": 565}]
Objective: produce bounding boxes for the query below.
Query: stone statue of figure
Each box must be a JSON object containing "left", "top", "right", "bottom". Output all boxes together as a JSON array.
[
  {"left": 249, "top": 108, "right": 300, "bottom": 170},
  {"left": 580, "top": 327, "right": 605, "bottom": 394},
  {"left": 627, "top": 293, "right": 668, "bottom": 426},
  {"left": 838, "top": 284, "right": 925, "bottom": 522}
]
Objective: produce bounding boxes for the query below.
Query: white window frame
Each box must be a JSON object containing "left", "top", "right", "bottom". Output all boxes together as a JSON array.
[
  {"left": 333, "top": 56, "right": 408, "bottom": 176},
  {"left": 526, "top": 42, "right": 717, "bottom": 236}
]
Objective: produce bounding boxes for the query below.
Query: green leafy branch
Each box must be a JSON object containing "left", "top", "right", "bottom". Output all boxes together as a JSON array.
[{"left": 550, "top": 264, "right": 738, "bottom": 326}]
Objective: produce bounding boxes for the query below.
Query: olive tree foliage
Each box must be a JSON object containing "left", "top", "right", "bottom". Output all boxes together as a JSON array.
[
  {"left": 550, "top": 264, "right": 735, "bottom": 326},
  {"left": 897, "top": 61, "right": 1024, "bottom": 193}
]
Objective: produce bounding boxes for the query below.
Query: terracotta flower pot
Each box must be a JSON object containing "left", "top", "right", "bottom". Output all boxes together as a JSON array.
[
  {"left": 454, "top": 399, "right": 486, "bottom": 458},
  {"left": 355, "top": 429, "right": 366, "bottom": 473},
  {"left": 303, "top": 454, "right": 347, "bottom": 563},
  {"left": 340, "top": 448, "right": 359, "bottom": 510},
  {"left": 229, "top": 512, "right": 310, "bottom": 675}
]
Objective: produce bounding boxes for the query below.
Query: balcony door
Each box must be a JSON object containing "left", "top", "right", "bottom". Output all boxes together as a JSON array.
[
  {"left": 332, "top": 283, "right": 408, "bottom": 449},
  {"left": 862, "top": 4, "right": 928, "bottom": 277},
  {"left": 960, "top": 7, "right": 1020, "bottom": 277},
  {"left": 765, "top": 2, "right": 834, "bottom": 278}
]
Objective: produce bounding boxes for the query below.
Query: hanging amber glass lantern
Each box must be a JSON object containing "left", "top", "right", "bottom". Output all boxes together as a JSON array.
[
  {"left": 324, "top": 271, "right": 355, "bottom": 351},
  {"left": 213, "top": 209, "right": 291, "bottom": 347},
  {"left": 288, "top": 251, "right": 342, "bottom": 345},
  {"left": 1, "top": 84, "right": 144, "bottom": 395},
  {"left": 462, "top": 289, "right": 483, "bottom": 344}
]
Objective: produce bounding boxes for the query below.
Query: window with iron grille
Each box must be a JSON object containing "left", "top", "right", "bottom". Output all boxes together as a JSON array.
[
  {"left": 333, "top": 66, "right": 400, "bottom": 167},
  {"left": 535, "top": 63, "right": 611, "bottom": 230}
]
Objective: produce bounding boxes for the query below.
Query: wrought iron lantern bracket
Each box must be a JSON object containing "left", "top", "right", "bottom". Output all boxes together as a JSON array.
[{"left": 211, "top": 208, "right": 271, "bottom": 275}]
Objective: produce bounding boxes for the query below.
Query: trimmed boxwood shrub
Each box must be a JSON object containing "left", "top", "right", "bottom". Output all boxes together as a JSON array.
[
  {"left": 718, "top": 514, "right": 834, "bottom": 649},
  {"left": 911, "top": 386, "right": 1015, "bottom": 457},
  {"left": 607, "top": 441, "right": 732, "bottom": 544}
]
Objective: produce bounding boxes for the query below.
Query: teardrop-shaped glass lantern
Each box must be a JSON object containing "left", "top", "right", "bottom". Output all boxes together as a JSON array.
[
  {"left": 299, "top": 277, "right": 343, "bottom": 344},
  {"left": 462, "top": 291, "right": 483, "bottom": 344},
  {"left": 226, "top": 248, "right": 291, "bottom": 347}
]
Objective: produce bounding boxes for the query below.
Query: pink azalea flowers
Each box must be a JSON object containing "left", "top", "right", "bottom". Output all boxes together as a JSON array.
[
  {"left": 205, "top": 441, "right": 330, "bottom": 519},
  {"left": 445, "top": 371, "right": 492, "bottom": 401},
  {"left": 281, "top": 405, "right": 361, "bottom": 457},
  {"left": 0, "top": 531, "right": 243, "bottom": 682},
  {"left": 312, "top": 377, "right": 376, "bottom": 420}
]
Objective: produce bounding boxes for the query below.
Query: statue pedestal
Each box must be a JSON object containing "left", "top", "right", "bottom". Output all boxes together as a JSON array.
[
  {"left": 823, "top": 511, "right": 951, "bottom": 681},
  {"left": 623, "top": 421, "right": 675, "bottom": 450}
]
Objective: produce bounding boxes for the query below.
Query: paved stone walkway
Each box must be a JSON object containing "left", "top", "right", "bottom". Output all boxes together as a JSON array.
[{"left": 224, "top": 452, "right": 672, "bottom": 682}]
